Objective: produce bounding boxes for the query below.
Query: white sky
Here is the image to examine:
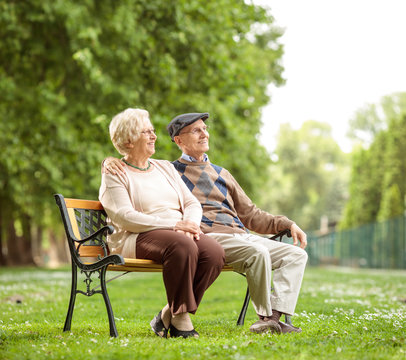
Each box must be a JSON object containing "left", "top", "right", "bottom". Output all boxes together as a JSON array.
[{"left": 255, "top": 0, "right": 406, "bottom": 153}]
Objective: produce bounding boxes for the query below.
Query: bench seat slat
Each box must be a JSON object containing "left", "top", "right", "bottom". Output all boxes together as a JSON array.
[{"left": 107, "top": 258, "right": 234, "bottom": 272}]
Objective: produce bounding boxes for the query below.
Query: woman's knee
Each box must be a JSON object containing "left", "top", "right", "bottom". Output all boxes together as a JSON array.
[
  {"left": 199, "top": 236, "right": 225, "bottom": 264},
  {"left": 165, "top": 234, "right": 199, "bottom": 261}
]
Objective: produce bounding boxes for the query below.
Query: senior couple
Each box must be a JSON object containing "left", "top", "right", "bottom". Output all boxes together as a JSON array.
[{"left": 99, "top": 108, "right": 308, "bottom": 339}]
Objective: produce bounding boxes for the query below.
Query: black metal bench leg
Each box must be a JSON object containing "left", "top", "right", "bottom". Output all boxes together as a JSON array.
[
  {"left": 64, "top": 262, "right": 77, "bottom": 332},
  {"left": 237, "top": 286, "right": 250, "bottom": 326},
  {"left": 100, "top": 267, "right": 119, "bottom": 337}
]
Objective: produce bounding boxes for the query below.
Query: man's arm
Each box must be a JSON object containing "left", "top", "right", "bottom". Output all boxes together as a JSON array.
[{"left": 225, "top": 169, "right": 307, "bottom": 248}]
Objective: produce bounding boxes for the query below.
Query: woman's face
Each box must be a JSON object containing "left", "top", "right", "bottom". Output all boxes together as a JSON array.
[{"left": 130, "top": 120, "right": 157, "bottom": 158}]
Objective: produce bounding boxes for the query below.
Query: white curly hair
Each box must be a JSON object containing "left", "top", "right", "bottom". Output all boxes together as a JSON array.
[{"left": 109, "top": 108, "right": 151, "bottom": 155}]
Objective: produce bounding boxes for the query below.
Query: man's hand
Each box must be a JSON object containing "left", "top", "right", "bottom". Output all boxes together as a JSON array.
[
  {"left": 102, "top": 157, "right": 126, "bottom": 175},
  {"left": 174, "top": 220, "right": 202, "bottom": 241},
  {"left": 290, "top": 223, "right": 307, "bottom": 249}
]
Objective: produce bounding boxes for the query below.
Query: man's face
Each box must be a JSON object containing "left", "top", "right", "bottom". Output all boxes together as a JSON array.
[{"left": 174, "top": 119, "right": 210, "bottom": 158}]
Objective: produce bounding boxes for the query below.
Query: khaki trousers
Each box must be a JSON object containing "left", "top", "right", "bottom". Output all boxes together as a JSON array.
[{"left": 207, "top": 232, "right": 308, "bottom": 316}]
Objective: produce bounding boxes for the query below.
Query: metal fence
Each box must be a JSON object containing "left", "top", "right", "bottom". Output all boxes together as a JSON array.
[{"left": 307, "top": 214, "right": 406, "bottom": 269}]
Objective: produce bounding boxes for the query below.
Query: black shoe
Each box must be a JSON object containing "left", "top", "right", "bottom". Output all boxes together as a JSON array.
[
  {"left": 150, "top": 311, "right": 168, "bottom": 338},
  {"left": 169, "top": 324, "right": 199, "bottom": 338}
]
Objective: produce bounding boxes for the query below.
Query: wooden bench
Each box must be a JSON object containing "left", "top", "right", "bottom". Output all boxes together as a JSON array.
[{"left": 54, "top": 193, "right": 291, "bottom": 337}]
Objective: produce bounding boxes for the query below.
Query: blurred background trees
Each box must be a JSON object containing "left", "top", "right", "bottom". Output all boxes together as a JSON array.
[
  {"left": 340, "top": 93, "right": 406, "bottom": 229},
  {"left": 1, "top": 0, "right": 405, "bottom": 267},
  {"left": 0, "top": 0, "right": 284, "bottom": 265},
  {"left": 259, "top": 120, "right": 349, "bottom": 231}
]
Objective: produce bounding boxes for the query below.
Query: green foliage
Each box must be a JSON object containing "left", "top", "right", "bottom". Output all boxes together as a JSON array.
[
  {"left": 341, "top": 93, "right": 406, "bottom": 229},
  {"left": 0, "top": 267, "right": 405, "bottom": 359},
  {"left": 0, "top": 0, "right": 284, "bottom": 257},
  {"left": 378, "top": 184, "right": 404, "bottom": 221},
  {"left": 260, "top": 121, "right": 349, "bottom": 231}
]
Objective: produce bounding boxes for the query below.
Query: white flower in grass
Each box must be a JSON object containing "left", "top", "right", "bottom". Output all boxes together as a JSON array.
[
  {"left": 90, "top": 338, "right": 97, "bottom": 343},
  {"left": 336, "top": 347, "right": 342, "bottom": 353},
  {"left": 363, "top": 327, "right": 368, "bottom": 331},
  {"left": 120, "top": 338, "right": 129, "bottom": 347}
]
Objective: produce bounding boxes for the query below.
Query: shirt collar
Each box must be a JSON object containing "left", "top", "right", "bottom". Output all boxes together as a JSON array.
[{"left": 181, "top": 152, "right": 209, "bottom": 163}]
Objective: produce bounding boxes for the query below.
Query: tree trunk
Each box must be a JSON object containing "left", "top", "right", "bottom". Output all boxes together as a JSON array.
[
  {"left": 58, "top": 232, "right": 69, "bottom": 264},
  {"left": 0, "top": 206, "right": 5, "bottom": 266},
  {"left": 6, "top": 219, "right": 22, "bottom": 265},
  {"left": 32, "top": 225, "right": 44, "bottom": 266},
  {"left": 48, "top": 229, "right": 62, "bottom": 267},
  {"left": 21, "top": 213, "right": 35, "bottom": 265}
]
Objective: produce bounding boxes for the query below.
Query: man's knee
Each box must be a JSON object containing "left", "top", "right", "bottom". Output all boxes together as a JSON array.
[
  {"left": 289, "top": 246, "right": 308, "bottom": 266},
  {"left": 244, "top": 246, "right": 270, "bottom": 268}
]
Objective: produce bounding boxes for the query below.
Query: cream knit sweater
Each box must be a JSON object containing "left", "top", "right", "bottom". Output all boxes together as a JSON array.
[{"left": 99, "top": 159, "right": 202, "bottom": 258}]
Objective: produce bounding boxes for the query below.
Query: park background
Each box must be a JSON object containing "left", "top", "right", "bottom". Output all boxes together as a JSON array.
[
  {"left": 0, "top": 1, "right": 405, "bottom": 359},
  {"left": 1, "top": 0, "right": 405, "bottom": 270}
]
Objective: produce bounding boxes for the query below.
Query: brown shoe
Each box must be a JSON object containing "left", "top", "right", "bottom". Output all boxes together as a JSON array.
[
  {"left": 278, "top": 321, "right": 302, "bottom": 333},
  {"left": 249, "top": 319, "right": 282, "bottom": 334}
]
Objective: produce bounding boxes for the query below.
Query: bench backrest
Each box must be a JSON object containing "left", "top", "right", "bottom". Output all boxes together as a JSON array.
[{"left": 54, "top": 194, "right": 109, "bottom": 258}]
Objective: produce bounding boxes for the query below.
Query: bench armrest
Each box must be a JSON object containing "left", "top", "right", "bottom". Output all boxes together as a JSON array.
[
  {"left": 269, "top": 229, "right": 292, "bottom": 242},
  {"left": 80, "top": 253, "right": 125, "bottom": 271},
  {"left": 74, "top": 225, "right": 114, "bottom": 245}
]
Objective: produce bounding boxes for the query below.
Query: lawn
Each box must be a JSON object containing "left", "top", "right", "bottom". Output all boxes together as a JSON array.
[{"left": 0, "top": 266, "right": 405, "bottom": 359}]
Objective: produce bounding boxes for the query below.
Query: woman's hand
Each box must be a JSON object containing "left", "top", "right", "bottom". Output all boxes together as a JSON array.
[
  {"left": 290, "top": 223, "right": 307, "bottom": 249},
  {"left": 174, "top": 220, "right": 202, "bottom": 241},
  {"left": 102, "top": 157, "right": 126, "bottom": 175}
]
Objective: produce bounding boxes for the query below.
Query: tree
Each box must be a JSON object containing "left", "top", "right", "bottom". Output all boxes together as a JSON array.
[
  {"left": 347, "top": 92, "right": 406, "bottom": 146},
  {"left": 260, "top": 120, "right": 349, "bottom": 231},
  {"left": 340, "top": 93, "right": 406, "bottom": 229},
  {"left": 0, "top": 0, "right": 284, "bottom": 265}
]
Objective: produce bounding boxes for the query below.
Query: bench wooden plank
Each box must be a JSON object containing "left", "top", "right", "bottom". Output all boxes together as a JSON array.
[
  {"left": 65, "top": 198, "right": 104, "bottom": 210},
  {"left": 108, "top": 258, "right": 234, "bottom": 272}
]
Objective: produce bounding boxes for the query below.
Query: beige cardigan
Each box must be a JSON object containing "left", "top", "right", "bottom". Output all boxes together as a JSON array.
[{"left": 99, "top": 159, "right": 202, "bottom": 258}]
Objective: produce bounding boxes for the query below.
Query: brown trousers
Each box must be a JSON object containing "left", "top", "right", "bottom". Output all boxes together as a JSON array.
[{"left": 136, "top": 229, "right": 225, "bottom": 315}]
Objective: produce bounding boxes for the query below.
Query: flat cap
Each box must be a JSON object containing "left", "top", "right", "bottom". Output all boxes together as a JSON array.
[{"left": 167, "top": 112, "right": 209, "bottom": 141}]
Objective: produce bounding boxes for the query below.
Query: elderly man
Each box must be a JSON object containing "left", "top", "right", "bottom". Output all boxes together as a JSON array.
[
  {"left": 167, "top": 113, "right": 308, "bottom": 334},
  {"left": 104, "top": 112, "right": 308, "bottom": 334}
]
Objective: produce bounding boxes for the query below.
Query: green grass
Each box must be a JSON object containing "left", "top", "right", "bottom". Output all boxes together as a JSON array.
[{"left": 0, "top": 266, "right": 405, "bottom": 359}]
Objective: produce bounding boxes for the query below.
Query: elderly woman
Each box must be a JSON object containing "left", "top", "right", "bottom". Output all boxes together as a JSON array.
[{"left": 99, "top": 108, "right": 225, "bottom": 338}]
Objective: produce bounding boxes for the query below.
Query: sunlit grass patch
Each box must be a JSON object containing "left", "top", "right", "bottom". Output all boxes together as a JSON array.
[{"left": 0, "top": 266, "right": 405, "bottom": 359}]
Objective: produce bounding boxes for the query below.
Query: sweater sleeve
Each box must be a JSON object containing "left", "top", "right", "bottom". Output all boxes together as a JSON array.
[
  {"left": 225, "top": 170, "right": 294, "bottom": 234},
  {"left": 99, "top": 173, "right": 179, "bottom": 233}
]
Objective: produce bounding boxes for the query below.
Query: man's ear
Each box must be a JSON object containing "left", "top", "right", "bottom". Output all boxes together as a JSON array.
[{"left": 174, "top": 136, "right": 182, "bottom": 146}]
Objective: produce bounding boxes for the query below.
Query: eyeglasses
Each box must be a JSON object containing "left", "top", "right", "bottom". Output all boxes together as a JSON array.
[
  {"left": 140, "top": 128, "right": 157, "bottom": 136},
  {"left": 179, "top": 125, "right": 210, "bottom": 136}
]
